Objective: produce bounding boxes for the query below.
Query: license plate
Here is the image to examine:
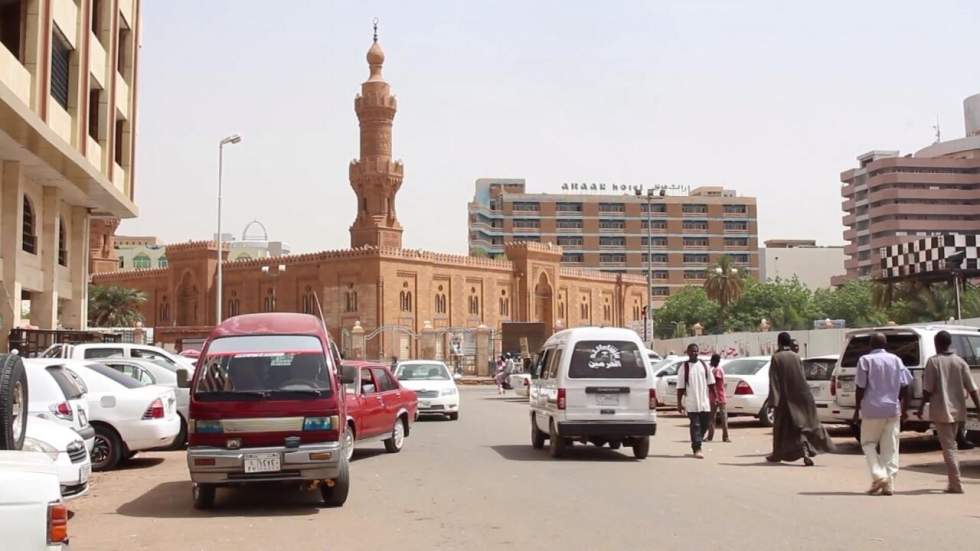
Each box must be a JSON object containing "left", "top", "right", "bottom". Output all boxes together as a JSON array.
[
  {"left": 79, "top": 463, "right": 91, "bottom": 484},
  {"left": 420, "top": 401, "right": 431, "bottom": 408},
  {"left": 244, "top": 453, "right": 281, "bottom": 473},
  {"left": 596, "top": 394, "right": 619, "bottom": 406}
]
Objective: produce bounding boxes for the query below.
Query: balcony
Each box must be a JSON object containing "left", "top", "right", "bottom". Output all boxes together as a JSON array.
[
  {"left": 115, "top": 73, "right": 130, "bottom": 119},
  {"left": 599, "top": 243, "right": 626, "bottom": 250},
  {"left": 557, "top": 226, "right": 582, "bottom": 233},
  {"left": 682, "top": 211, "right": 709, "bottom": 218},
  {"left": 722, "top": 226, "right": 748, "bottom": 234},
  {"left": 683, "top": 226, "right": 709, "bottom": 234},
  {"left": 599, "top": 226, "right": 626, "bottom": 233},
  {"left": 0, "top": 44, "right": 31, "bottom": 106}
]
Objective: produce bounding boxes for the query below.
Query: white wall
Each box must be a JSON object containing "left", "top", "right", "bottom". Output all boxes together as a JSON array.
[{"left": 759, "top": 246, "right": 845, "bottom": 289}]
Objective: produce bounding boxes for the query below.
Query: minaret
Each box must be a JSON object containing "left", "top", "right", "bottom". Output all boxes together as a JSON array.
[{"left": 349, "top": 20, "right": 404, "bottom": 249}]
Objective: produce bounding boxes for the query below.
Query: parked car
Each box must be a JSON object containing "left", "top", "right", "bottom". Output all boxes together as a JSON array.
[
  {"left": 508, "top": 371, "right": 532, "bottom": 398},
  {"left": 653, "top": 356, "right": 709, "bottom": 409},
  {"left": 832, "top": 325, "right": 980, "bottom": 442},
  {"left": 529, "top": 327, "right": 657, "bottom": 459},
  {"left": 62, "top": 361, "right": 180, "bottom": 471},
  {"left": 24, "top": 416, "right": 91, "bottom": 500},
  {"left": 42, "top": 343, "right": 195, "bottom": 373},
  {"left": 183, "top": 313, "right": 349, "bottom": 509},
  {"left": 802, "top": 355, "right": 844, "bottom": 425},
  {"left": 394, "top": 361, "right": 461, "bottom": 420},
  {"left": 0, "top": 450, "right": 70, "bottom": 550},
  {"left": 339, "top": 361, "right": 417, "bottom": 461},
  {"left": 23, "top": 360, "right": 95, "bottom": 452},
  {"left": 0, "top": 353, "right": 29, "bottom": 450},
  {"left": 95, "top": 357, "right": 190, "bottom": 446},
  {"left": 722, "top": 356, "right": 774, "bottom": 426}
]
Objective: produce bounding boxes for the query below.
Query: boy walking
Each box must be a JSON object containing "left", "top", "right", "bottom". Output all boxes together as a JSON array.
[
  {"left": 706, "top": 354, "right": 730, "bottom": 443},
  {"left": 677, "top": 343, "right": 715, "bottom": 458},
  {"left": 917, "top": 330, "right": 980, "bottom": 494},
  {"left": 855, "top": 332, "right": 912, "bottom": 496}
]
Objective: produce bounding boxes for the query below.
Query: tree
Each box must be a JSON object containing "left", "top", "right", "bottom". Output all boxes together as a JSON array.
[
  {"left": 88, "top": 285, "right": 146, "bottom": 327},
  {"left": 811, "top": 280, "right": 888, "bottom": 328},
  {"left": 727, "top": 277, "right": 814, "bottom": 332},
  {"left": 653, "top": 286, "right": 720, "bottom": 339},
  {"left": 703, "top": 255, "right": 745, "bottom": 331}
]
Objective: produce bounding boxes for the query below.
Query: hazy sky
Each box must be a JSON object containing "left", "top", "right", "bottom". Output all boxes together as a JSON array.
[{"left": 122, "top": 0, "right": 980, "bottom": 254}]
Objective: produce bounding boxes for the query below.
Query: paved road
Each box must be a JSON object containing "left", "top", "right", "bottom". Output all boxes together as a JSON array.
[{"left": 71, "top": 387, "right": 980, "bottom": 550}]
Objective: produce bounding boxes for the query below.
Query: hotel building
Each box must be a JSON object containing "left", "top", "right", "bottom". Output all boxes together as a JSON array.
[
  {"left": 836, "top": 93, "right": 980, "bottom": 283},
  {"left": 1, "top": 0, "right": 141, "bottom": 346},
  {"left": 468, "top": 179, "right": 759, "bottom": 305}
]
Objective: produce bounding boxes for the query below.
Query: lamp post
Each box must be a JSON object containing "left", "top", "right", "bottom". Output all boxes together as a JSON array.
[
  {"left": 636, "top": 187, "right": 663, "bottom": 344},
  {"left": 216, "top": 134, "right": 241, "bottom": 324}
]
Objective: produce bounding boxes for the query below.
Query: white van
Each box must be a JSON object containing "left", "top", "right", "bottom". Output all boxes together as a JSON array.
[
  {"left": 832, "top": 325, "right": 980, "bottom": 443},
  {"left": 528, "top": 327, "right": 657, "bottom": 459}
]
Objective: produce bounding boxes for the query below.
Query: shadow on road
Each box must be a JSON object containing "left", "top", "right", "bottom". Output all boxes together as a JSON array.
[
  {"left": 115, "top": 457, "right": 166, "bottom": 471},
  {"left": 482, "top": 396, "right": 530, "bottom": 403},
  {"left": 798, "top": 489, "right": 946, "bottom": 497},
  {"left": 351, "top": 448, "right": 387, "bottom": 462},
  {"left": 489, "top": 444, "right": 635, "bottom": 462},
  {"left": 904, "top": 458, "right": 980, "bottom": 481},
  {"left": 117, "top": 481, "right": 323, "bottom": 518},
  {"left": 718, "top": 461, "right": 817, "bottom": 468}
]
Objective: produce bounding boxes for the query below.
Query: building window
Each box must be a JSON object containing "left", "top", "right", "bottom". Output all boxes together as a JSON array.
[
  {"left": 724, "top": 221, "right": 748, "bottom": 231},
  {"left": 682, "top": 221, "right": 708, "bottom": 231},
  {"left": 641, "top": 203, "right": 666, "bottom": 213},
  {"left": 302, "top": 286, "right": 316, "bottom": 314},
  {"left": 558, "top": 301, "right": 565, "bottom": 319},
  {"left": 157, "top": 256, "right": 168, "bottom": 268},
  {"left": 599, "top": 236, "right": 625, "bottom": 248},
  {"left": 682, "top": 204, "right": 708, "bottom": 214},
  {"left": 561, "top": 253, "right": 584, "bottom": 263},
  {"left": 725, "top": 237, "right": 748, "bottom": 247},
  {"left": 513, "top": 218, "right": 540, "bottom": 229},
  {"left": 22, "top": 195, "right": 36, "bottom": 254},
  {"left": 598, "top": 202, "right": 625, "bottom": 213},
  {"left": 118, "top": 257, "right": 124, "bottom": 268},
  {"left": 132, "top": 254, "right": 151, "bottom": 269},
  {"left": 50, "top": 27, "right": 72, "bottom": 109},
  {"left": 499, "top": 290, "right": 510, "bottom": 317},
  {"left": 556, "top": 202, "right": 582, "bottom": 212},
  {"left": 512, "top": 202, "right": 539, "bottom": 212},
  {"left": 724, "top": 204, "right": 747, "bottom": 214},
  {"left": 684, "top": 270, "right": 707, "bottom": 280},
  {"left": 599, "top": 219, "right": 625, "bottom": 231},
  {"left": 262, "top": 289, "right": 275, "bottom": 312},
  {"left": 683, "top": 253, "right": 709, "bottom": 264},
  {"left": 57, "top": 217, "right": 68, "bottom": 266},
  {"left": 603, "top": 299, "right": 611, "bottom": 322},
  {"left": 399, "top": 283, "right": 413, "bottom": 313},
  {"left": 632, "top": 300, "right": 641, "bottom": 320},
  {"left": 468, "top": 288, "right": 480, "bottom": 315},
  {"left": 557, "top": 236, "right": 583, "bottom": 247},
  {"left": 227, "top": 292, "right": 240, "bottom": 317},
  {"left": 159, "top": 296, "right": 170, "bottom": 322},
  {"left": 434, "top": 285, "right": 447, "bottom": 315},
  {"left": 0, "top": 1, "right": 24, "bottom": 60},
  {"left": 91, "top": 0, "right": 101, "bottom": 36},
  {"left": 641, "top": 220, "right": 667, "bottom": 230},
  {"left": 599, "top": 253, "right": 626, "bottom": 264},
  {"left": 642, "top": 236, "right": 667, "bottom": 247},
  {"left": 642, "top": 253, "right": 668, "bottom": 263},
  {"left": 557, "top": 219, "right": 583, "bottom": 229},
  {"left": 579, "top": 299, "right": 590, "bottom": 320},
  {"left": 683, "top": 237, "right": 709, "bottom": 248},
  {"left": 344, "top": 284, "right": 358, "bottom": 313},
  {"left": 653, "top": 287, "right": 670, "bottom": 297},
  {"left": 88, "top": 87, "right": 102, "bottom": 141},
  {"left": 653, "top": 270, "right": 669, "bottom": 280},
  {"left": 114, "top": 118, "right": 126, "bottom": 165}
]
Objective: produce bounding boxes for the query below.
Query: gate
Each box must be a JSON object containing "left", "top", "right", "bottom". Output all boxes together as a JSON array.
[{"left": 359, "top": 325, "right": 495, "bottom": 376}]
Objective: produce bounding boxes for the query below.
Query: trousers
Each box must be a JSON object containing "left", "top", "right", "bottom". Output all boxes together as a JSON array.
[
  {"left": 860, "top": 416, "right": 900, "bottom": 487},
  {"left": 688, "top": 411, "right": 711, "bottom": 452},
  {"left": 934, "top": 422, "right": 963, "bottom": 491}
]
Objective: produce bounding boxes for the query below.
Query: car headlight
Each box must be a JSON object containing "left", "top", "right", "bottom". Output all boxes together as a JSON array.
[
  {"left": 23, "top": 437, "right": 61, "bottom": 461},
  {"left": 441, "top": 387, "right": 457, "bottom": 396}
]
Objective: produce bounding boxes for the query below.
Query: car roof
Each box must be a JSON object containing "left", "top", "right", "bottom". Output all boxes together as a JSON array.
[
  {"left": 845, "top": 325, "right": 980, "bottom": 337},
  {"left": 341, "top": 360, "right": 387, "bottom": 369},
  {"left": 210, "top": 313, "right": 328, "bottom": 339},
  {"left": 397, "top": 360, "right": 448, "bottom": 366},
  {"left": 804, "top": 354, "right": 839, "bottom": 361},
  {"left": 544, "top": 326, "right": 641, "bottom": 348}
]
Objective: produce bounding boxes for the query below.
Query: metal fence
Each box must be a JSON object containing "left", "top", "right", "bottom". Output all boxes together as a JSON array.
[{"left": 8, "top": 328, "right": 122, "bottom": 357}]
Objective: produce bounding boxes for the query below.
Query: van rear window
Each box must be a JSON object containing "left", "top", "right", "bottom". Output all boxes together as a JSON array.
[
  {"left": 568, "top": 340, "right": 646, "bottom": 379},
  {"left": 840, "top": 334, "right": 920, "bottom": 367},
  {"left": 195, "top": 335, "right": 332, "bottom": 399}
]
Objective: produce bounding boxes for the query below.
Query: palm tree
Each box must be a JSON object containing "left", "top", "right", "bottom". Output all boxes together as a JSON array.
[
  {"left": 704, "top": 255, "right": 744, "bottom": 330},
  {"left": 88, "top": 285, "right": 146, "bottom": 327}
]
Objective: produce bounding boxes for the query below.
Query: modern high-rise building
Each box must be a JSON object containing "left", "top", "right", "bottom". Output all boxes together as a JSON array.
[
  {"left": 468, "top": 179, "right": 759, "bottom": 305},
  {"left": 759, "top": 239, "right": 844, "bottom": 290},
  {"left": 836, "top": 93, "right": 980, "bottom": 283},
  {"left": 1, "top": 0, "right": 141, "bottom": 344}
]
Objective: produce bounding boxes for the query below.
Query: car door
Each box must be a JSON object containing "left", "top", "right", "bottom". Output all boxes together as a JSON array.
[
  {"left": 529, "top": 349, "right": 550, "bottom": 408},
  {"left": 371, "top": 367, "right": 402, "bottom": 434},
  {"left": 358, "top": 368, "right": 385, "bottom": 437}
]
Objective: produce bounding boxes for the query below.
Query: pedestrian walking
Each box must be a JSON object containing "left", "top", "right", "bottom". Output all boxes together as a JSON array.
[
  {"left": 768, "top": 332, "right": 835, "bottom": 466},
  {"left": 917, "top": 330, "right": 980, "bottom": 494},
  {"left": 706, "top": 353, "right": 730, "bottom": 443},
  {"left": 676, "top": 343, "right": 714, "bottom": 458},
  {"left": 855, "top": 332, "right": 912, "bottom": 495},
  {"left": 494, "top": 355, "right": 507, "bottom": 395}
]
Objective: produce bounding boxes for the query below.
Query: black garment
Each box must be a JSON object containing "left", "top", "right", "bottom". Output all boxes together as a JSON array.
[{"left": 768, "top": 349, "right": 836, "bottom": 461}]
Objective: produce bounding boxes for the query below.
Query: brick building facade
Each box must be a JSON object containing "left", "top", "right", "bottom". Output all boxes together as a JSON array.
[{"left": 91, "top": 30, "right": 648, "bottom": 369}]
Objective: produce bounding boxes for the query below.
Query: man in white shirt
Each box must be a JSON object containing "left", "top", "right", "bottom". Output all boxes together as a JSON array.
[{"left": 677, "top": 343, "right": 715, "bottom": 459}]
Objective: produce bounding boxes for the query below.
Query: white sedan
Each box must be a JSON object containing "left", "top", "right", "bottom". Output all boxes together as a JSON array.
[
  {"left": 394, "top": 361, "right": 461, "bottom": 420},
  {"left": 23, "top": 360, "right": 95, "bottom": 452},
  {"left": 0, "top": 451, "right": 70, "bottom": 550},
  {"left": 62, "top": 362, "right": 180, "bottom": 471},
  {"left": 653, "top": 357, "right": 712, "bottom": 409},
  {"left": 508, "top": 372, "right": 531, "bottom": 398},
  {"left": 94, "top": 357, "right": 190, "bottom": 446},
  {"left": 722, "top": 357, "right": 774, "bottom": 426},
  {"left": 23, "top": 416, "right": 92, "bottom": 501}
]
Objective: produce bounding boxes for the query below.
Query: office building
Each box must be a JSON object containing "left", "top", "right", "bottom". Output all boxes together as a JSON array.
[
  {"left": 469, "top": 179, "right": 759, "bottom": 305},
  {"left": 836, "top": 92, "right": 980, "bottom": 283},
  {"left": 1, "top": 0, "right": 141, "bottom": 344},
  {"left": 759, "top": 239, "right": 844, "bottom": 289}
]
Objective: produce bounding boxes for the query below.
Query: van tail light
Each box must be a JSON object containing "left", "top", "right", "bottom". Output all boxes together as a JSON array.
[
  {"left": 830, "top": 375, "right": 837, "bottom": 397},
  {"left": 649, "top": 388, "right": 658, "bottom": 409},
  {"left": 557, "top": 388, "right": 566, "bottom": 410},
  {"left": 734, "top": 380, "right": 753, "bottom": 395},
  {"left": 142, "top": 398, "right": 165, "bottom": 420},
  {"left": 51, "top": 401, "right": 74, "bottom": 420},
  {"left": 47, "top": 501, "right": 68, "bottom": 544}
]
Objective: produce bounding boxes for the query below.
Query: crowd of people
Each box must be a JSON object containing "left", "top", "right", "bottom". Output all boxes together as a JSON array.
[{"left": 675, "top": 330, "right": 980, "bottom": 495}]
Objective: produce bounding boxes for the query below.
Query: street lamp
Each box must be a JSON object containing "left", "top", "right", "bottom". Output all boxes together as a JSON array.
[
  {"left": 635, "top": 187, "right": 662, "bottom": 344},
  {"left": 216, "top": 133, "right": 242, "bottom": 324}
]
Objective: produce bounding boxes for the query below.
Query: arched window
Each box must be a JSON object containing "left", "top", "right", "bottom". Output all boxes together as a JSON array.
[
  {"left": 158, "top": 256, "right": 168, "bottom": 268},
  {"left": 344, "top": 284, "right": 358, "bottom": 313},
  {"left": 227, "top": 291, "right": 240, "bottom": 317},
  {"left": 22, "top": 195, "right": 36, "bottom": 254},
  {"left": 133, "top": 253, "right": 151, "bottom": 269},
  {"left": 302, "top": 286, "right": 316, "bottom": 315},
  {"left": 468, "top": 288, "right": 480, "bottom": 316},
  {"left": 558, "top": 301, "right": 565, "bottom": 318},
  {"left": 159, "top": 296, "right": 170, "bottom": 322},
  {"left": 263, "top": 288, "right": 275, "bottom": 312},
  {"left": 57, "top": 217, "right": 67, "bottom": 266},
  {"left": 399, "top": 283, "right": 412, "bottom": 312},
  {"left": 498, "top": 289, "right": 509, "bottom": 317}
]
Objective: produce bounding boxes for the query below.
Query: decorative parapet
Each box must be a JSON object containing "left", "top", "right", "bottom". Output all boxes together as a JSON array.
[
  {"left": 221, "top": 245, "right": 514, "bottom": 272},
  {"left": 92, "top": 267, "right": 169, "bottom": 282},
  {"left": 349, "top": 158, "right": 404, "bottom": 179},
  {"left": 164, "top": 240, "right": 217, "bottom": 252}
]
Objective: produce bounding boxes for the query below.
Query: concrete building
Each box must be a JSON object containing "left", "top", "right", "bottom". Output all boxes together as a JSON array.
[
  {"left": 758, "top": 239, "right": 844, "bottom": 289},
  {"left": 469, "top": 179, "right": 760, "bottom": 305},
  {"left": 1, "top": 0, "right": 141, "bottom": 344},
  {"left": 92, "top": 29, "right": 649, "bottom": 367},
  {"left": 836, "top": 93, "right": 980, "bottom": 283}
]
